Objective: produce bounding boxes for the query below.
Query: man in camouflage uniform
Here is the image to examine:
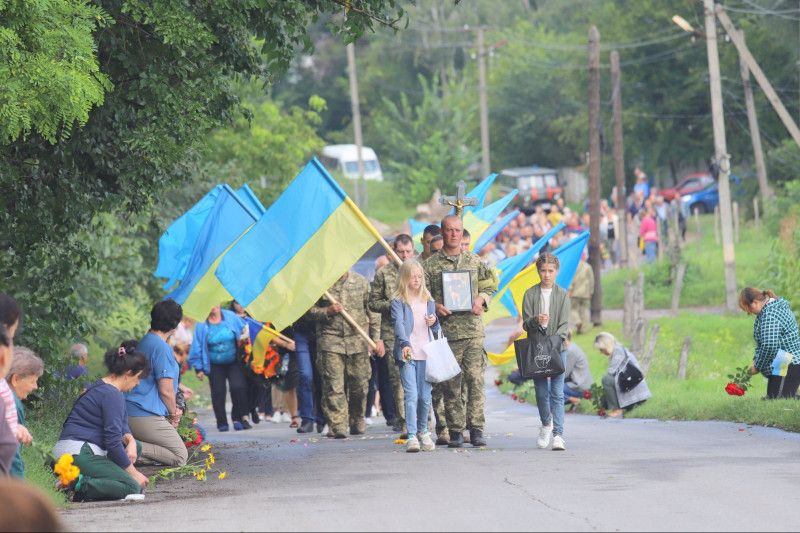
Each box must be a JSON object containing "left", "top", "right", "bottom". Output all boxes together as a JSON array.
[
  {"left": 568, "top": 255, "right": 594, "bottom": 334},
  {"left": 424, "top": 215, "right": 498, "bottom": 448},
  {"left": 368, "top": 234, "right": 415, "bottom": 437},
  {"left": 310, "top": 270, "right": 382, "bottom": 438}
]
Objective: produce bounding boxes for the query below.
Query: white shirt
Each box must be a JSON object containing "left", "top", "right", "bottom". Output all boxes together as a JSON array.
[{"left": 540, "top": 287, "right": 553, "bottom": 328}]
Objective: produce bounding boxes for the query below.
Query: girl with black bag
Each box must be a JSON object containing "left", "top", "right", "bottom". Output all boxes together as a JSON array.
[{"left": 521, "top": 253, "right": 571, "bottom": 451}]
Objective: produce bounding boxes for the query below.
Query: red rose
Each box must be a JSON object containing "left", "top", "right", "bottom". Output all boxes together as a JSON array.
[
  {"left": 194, "top": 435, "right": 203, "bottom": 445},
  {"left": 736, "top": 387, "right": 745, "bottom": 396},
  {"left": 518, "top": 398, "right": 526, "bottom": 403},
  {"left": 583, "top": 391, "right": 592, "bottom": 399},
  {"left": 185, "top": 441, "right": 194, "bottom": 448},
  {"left": 511, "top": 393, "right": 518, "bottom": 401},
  {"left": 598, "top": 409, "right": 606, "bottom": 417},
  {"left": 725, "top": 383, "right": 737, "bottom": 395},
  {"left": 494, "top": 379, "right": 503, "bottom": 386}
]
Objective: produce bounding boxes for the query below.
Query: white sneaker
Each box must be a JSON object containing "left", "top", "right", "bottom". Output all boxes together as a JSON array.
[
  {"left": 365, "top": 417, "right": 374, "bottom": 426},
  {"left": 406, "top": 436, "right": 420, "bottom": 453},
  {"left": 420, "top": 433, "right": 436, "bottom": 452},
  {"left": 537, "top": 424, "right": 553, "bottom": 449},
  {"left": 552, "top": 435, "right": 566, "bottom": 451},
  {"left": 270, "top": 412, "right": 282, "bottom": 424},
  {"left": 281, "top": 412, "right": 292, "bottom": 423}
]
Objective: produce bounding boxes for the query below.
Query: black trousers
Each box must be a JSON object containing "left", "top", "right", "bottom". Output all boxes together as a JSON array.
[
  {"left": 208, "top": 362, "right": 248, "bottom": 427},
  {"left": 246, "top": 373, "right": 268, "bottom": 416},
  {"left": 767, "top": 363, "right": 800, "bottom": 399},
  {"left": 375, "top": 354, "right": 398, "bottom": 423}
]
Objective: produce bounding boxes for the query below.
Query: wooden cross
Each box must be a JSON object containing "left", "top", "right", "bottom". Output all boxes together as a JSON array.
[{"left": 439, "top": 180, "right": 478, "bottom": 218}]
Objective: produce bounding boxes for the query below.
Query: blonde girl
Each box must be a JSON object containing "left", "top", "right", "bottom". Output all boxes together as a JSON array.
[{"left": 390, "top": 259, "right": 441, "bottom": 453}]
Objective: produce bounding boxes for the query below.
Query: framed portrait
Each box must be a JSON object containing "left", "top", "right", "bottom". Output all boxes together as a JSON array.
[{"left": 442, "top": 270, "right": 473, "bottom": 312}]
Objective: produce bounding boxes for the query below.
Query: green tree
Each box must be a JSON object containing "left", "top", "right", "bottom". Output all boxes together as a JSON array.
[
  {"left": 370, "top": 74, "right": 478, "bottom": 204},
  {"left": 0, "top": 0, "right": 112, "bottom": 143}
]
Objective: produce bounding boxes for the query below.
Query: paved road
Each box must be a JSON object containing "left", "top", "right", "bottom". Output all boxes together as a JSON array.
[{"left": 62, "top": 324, "right": 800, "bottom": 531}]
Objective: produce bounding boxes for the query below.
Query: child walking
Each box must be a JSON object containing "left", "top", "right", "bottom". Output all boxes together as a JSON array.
[{"left": 390, "top": 259, "right": 440, "bottom": 453}]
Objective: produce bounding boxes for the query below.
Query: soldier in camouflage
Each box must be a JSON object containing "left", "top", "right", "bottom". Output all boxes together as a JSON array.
[
  {"left": 423, "top": 215, "right": 498, "bottom": 448},
  {"left": 310, "top": 270, "right": 382, "bottom": 438},
  {"left": 568, "top": 256, "right": 594, "bottom": 334},
  {"left": 368, "top": 234, "right": 416, "bottom": 437}
]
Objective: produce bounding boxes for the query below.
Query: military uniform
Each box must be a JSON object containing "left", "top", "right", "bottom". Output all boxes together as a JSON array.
[
  {"left": 568, "top": 260, "right": 594, "bottom": 334},
  {"left": 368, "top": 263, "right": 406, "bottom": 430},
  {"left": 309, "top": 271, "right": 380, "bottom": 435},
  {"left": 424, "top": 250, "right": 497, "bottom": 437}
]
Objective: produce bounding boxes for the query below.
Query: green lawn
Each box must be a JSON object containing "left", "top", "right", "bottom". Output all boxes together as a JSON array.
[
  {"left": 337, "top": 178, "right": 416, "bottom": 229},
  {"left": 497, "top": 311, "right": 800, "bottom": 432},
  {"left": 602, "top": 215, "right": 771, "bottom": 309}
]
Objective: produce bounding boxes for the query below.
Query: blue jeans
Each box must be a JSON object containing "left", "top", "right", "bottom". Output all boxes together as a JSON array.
[
  {"left": 563, "top": 384, "right": 582, "bottom": 404},
  {"left": 295, "top": 331, "right": 323, "bottom": 424},
  {"left": 533, "top": 351, "right": 567, "bottom": 436},
  {"left": 644, "top": 241, "right": 657, "bottom": 263},
  {"left": 399, "top": 360, "right": 432, "bottom": 436}
]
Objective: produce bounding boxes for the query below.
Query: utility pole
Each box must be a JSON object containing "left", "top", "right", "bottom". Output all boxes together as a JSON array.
[
  {"left": 610, "top": 50, "right": 629, "bottom": 269},
  {"left": 477, "top": 26, "right": 492, "bottom": 182},
  {"left": 346, "top": 42, "right": 367, "bottom": 213},
  {"left": 703, "top": 0, "right": 738, "bottom": 312},
  {"left": 737, "top": 30, "right": 772, "bottom": 203},
  {"left": 588, "top": 26, "right": 603, "bottom": 325}
]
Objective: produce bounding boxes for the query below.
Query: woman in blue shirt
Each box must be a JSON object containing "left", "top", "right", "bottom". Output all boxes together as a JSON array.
[
  {"left": 54, "top": 340, "right": 150, "bottom": 501},
  {"left": 190, "top": 305, "right": 249, "bottom": 431}
]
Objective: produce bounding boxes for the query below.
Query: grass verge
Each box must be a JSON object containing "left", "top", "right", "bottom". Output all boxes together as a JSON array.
[
  {"left": 497, "top": 311, "right": 800, "bottom": 432},
  {"left": 338, "top": 178, "right": 416, "bottom": 229},
  {"left": 602, "top": 216, "right": 770, "bottom": 309}
]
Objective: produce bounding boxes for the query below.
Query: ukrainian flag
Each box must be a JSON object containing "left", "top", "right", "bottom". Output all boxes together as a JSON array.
[
  {"left": 165, "top": 185, "right": 261, "bottom": 320},
  {"left": 155, "top": 184, "right": 266, "bottom": 290},
  {"left": 463, "top": 189, "right": 518, "bottom": 251},
  {"left": 461, "top": 173, "right": 498, "bottom": 214},
  {"left": 473, "top": 209, "right": 520, "bottom": 253},
  {"left": 408, "top": 218, "right": 429, "bottom": 253},
  {"left": 215, "top": 158, "right": 379, "bottom": 330}
]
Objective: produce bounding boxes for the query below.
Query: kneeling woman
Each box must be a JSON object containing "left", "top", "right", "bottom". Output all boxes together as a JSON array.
[
  {"left": 54, "top": 341, "right": 149, "bottom": 501},
  {"left": 593, "top": 332, "right": 651, "bottom": 417}
]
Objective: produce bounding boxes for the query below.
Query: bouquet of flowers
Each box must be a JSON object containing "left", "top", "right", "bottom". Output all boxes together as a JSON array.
[
  {"left": 587, "top": 383, "right": 607, "bottom": 417},
  {"left": 178, "top": 411, "right": 203, "bottom": 448},
  {"left": 725, "top": 365, "right": 752, "bottom": 397},
  {"left": 149, "top": 443, "right": 227, "bottom": 485}
]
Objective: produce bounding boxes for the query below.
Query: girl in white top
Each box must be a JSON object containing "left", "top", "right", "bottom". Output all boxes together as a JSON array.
[{"left": 390, "top": 259, "right": 439, "bottom": 453}]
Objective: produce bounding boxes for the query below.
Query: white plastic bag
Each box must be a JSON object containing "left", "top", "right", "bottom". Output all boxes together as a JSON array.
[{"left": 422, "top": 331, "right": 461, "bottom": 383}]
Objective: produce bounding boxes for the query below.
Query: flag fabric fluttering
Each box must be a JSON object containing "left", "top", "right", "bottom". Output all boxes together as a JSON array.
[
  {"left": 473, "top": 209, "right": 520, "bottom": 254},
  {"left": 215, "top": 158, "right": 380, "bottom": 330},
  {"left": 155, "top": 185, "right": 267, "bottom": 290},
  {"left": 165, "top": 185, "right": 261, "bottom": 320},
  {"left": 455, "top": 173, "right": 498, "bottom": 215},
  {"left": 463, "top": 189, "right": 518, "bottom": 251}
]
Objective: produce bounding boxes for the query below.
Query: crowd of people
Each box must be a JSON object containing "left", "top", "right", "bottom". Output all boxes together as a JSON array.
[{"left": 0, "top": 198, "right": 797, "bottom": 509}]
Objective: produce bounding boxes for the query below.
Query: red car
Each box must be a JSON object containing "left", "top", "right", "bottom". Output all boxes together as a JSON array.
[{"left": 659, "top": 172, "right": 715, "bottom": 201}]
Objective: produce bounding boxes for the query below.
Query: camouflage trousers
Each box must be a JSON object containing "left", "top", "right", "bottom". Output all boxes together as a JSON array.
[
  {"left": 441, "top": 337, "right": 486, "bottom": 433},
  {"left": 570, "top": 297, "right": 591, "bottom": 334},
  {"left": 382, "top": 338, "right": 405, "bottom": 425},
  {"left": 318, "top": 350, "right": 370, "bottom": 432},
  {"left": 431, "top": 384, "right": 447, "bottom": 435}
]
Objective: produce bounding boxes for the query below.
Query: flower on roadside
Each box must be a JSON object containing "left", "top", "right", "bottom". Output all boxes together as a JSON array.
[
  {"left": 597, "top": 408, "right": 606, "bottom": 417},
  {"left": 582, "top": 391, "right": 593, "bottom": 400},
  {"left": 53, "top": 454, "right": 81, "bottom": 486},
  {"left": 511, "top": 393, "right": 518, "bottom": 401},
  {"left": 200, "top": 444, "right": 211, "bottom": 452},
  {"left": 193, "top": 469, "right": 206, "bottom": 481},
  {"left": 393, "top": 438, "right": 407, "bottom": 445},
  {"left": 494, "top": 379, "right": 503, "bottom": 386},
  {"left": 725, "top": 365, "right": 752, "bottom": 396},
  {"left": 218, "top": 472, "right": 227, "bottom": 480}
]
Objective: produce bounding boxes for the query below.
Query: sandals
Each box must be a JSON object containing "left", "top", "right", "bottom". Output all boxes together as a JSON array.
[{"left": 290, "top": 416, "right": 301, "bottom": 428}]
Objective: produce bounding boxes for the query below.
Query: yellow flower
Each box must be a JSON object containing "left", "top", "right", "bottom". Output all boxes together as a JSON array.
[
  {"left": 393, "top": 439, "right": 407, "bottom": 445},
  {"left": 53, "top": 454, "right": 80, "bottom": 485},
  {"left": 193, "top": 469, "right": 206, "bottom": 481},
  {"left": 207, "top": 453, "right": 215, "bottom": 465},
  {"left": 218, "top": 472, "right": 227, "bottom": 480},
  {"left": 200, "top": 444, "right": 211, "bottom": 452}
]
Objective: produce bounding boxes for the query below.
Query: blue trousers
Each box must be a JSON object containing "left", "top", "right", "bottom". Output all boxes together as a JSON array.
[
  {"left": 533, "top": 352, "right": 567, "bottom": 436},
  {"left": 295, "top": 331, "right": 324, "bottom": 424}
]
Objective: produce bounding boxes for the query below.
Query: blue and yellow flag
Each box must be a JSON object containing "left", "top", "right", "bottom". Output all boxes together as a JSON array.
[
  {"left": 473, "top": 209, "right": 520, "bottom": 253},
  {"left": 462, "top": 173, "right": 498, "bottom": 214},
  {"left": 408, "top": 218, "right": 429, "bottom": 253},
  {"left": 165, "top": 185, "right": 260, "bottom": 320},
  {"left": 464, "top": 189, "right": 518, "bottom": 251},
  {"left": 155, "top": 184, "right": 266, "bottom": 290},
  {"left": 215, "top": 158, "right": 379, "bottom": 330}
]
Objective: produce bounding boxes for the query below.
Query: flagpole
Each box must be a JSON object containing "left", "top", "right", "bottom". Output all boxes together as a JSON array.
[
  {"left": 261, "top": 324, "right": 294, "bottom": 345},
  {"left": 343, "top": 197, "right": 402, "bottom": 266},
  {"left": 221, "top": 184, "right": 260, "bottom": 222},
  {"left": 324, "top": 290, "right": 378, "bottom": 351}
]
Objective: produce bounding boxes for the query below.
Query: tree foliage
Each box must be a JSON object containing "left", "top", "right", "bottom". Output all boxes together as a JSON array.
[{"left": 0, "top": 0, "right": 112, "bottom": 143}]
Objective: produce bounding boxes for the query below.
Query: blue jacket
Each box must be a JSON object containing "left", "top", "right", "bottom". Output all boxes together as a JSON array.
[
  {"left": 390, "top": 298, "right": 441, "bottom": 364},
  {"left": 189, "top": 309, "right": 246, "bottom": 374}
]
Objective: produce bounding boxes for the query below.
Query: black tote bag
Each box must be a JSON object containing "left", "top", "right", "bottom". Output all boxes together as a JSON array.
[{"left": 514, "top": 331, "right": 564, "bottom": 380}]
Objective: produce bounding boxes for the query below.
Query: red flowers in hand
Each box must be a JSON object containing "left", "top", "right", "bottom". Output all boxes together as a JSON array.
[
  {"left": 725, "top": 382, "right": 745, "bottom": 396},
  {"left": 582, "top": 391, "right": 593, "bottom": 399}
]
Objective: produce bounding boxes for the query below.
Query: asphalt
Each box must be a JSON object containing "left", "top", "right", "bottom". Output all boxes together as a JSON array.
[{"left": 61, "top": 321, "right": 800, "bottom": 532}]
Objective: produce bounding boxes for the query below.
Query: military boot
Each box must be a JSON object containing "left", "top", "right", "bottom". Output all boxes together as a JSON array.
[
  {"left": 436, "top": 429, "right": 450, "bottom": 446},
  {"left": 350, "top": 418, "right": 366, "bottom": 435},
  {"left": 470, "top": 429, "right": 487, "bottom": 447},
  {"left": 447, "top": 429, "right": 464, "bottom": 448}
]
